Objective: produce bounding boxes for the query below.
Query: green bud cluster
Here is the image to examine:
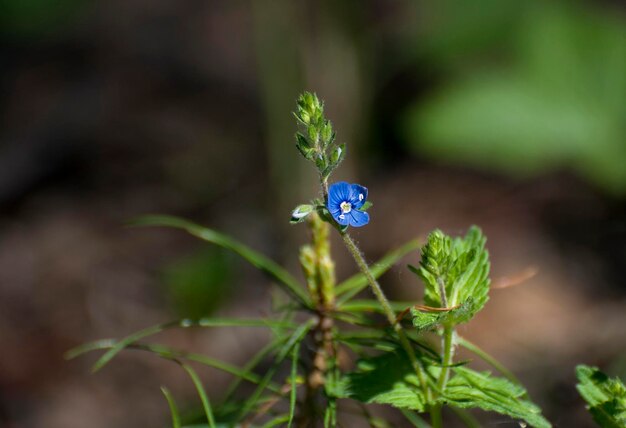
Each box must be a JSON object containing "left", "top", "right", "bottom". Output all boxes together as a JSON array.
[
  {"left": 294, "top": 92, "right": 345, "bottom": 181},
  {"left": 419, "top": 230, "right": 453, "bottom": 284}
]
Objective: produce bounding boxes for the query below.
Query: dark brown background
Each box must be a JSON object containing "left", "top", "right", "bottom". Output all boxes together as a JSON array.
[{"left": 1, "top": 1, "right": 624, "bottom": 427}]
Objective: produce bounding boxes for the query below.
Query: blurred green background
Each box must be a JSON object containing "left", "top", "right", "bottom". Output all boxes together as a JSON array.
[{"left": 0, "top": 1, "right": 624, "bottom": 427}]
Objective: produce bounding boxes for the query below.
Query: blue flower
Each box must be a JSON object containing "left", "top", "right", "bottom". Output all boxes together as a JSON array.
[{"left": 327, "top": 181, "right": 370, "bottom": 227}]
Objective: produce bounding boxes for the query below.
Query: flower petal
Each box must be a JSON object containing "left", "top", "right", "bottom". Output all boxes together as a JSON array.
[
  {"left": 348, "top": 209, "right": 370, "bottom": 227},
  {"left": 328, "top": 181, "right": 351, "bottom": 210},
  {"left": 332, "top": 210, "right": 350, "bottom": 226},
  {"left": 349, "top": 184, "right": 368, "bottom": 209}
]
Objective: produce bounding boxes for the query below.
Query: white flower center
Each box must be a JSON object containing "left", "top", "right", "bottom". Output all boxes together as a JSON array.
[{"left": 340, "top": 201, "right": 352, "bottom": 214}]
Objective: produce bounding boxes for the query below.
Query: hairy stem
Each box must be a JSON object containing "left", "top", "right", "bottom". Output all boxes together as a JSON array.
[
  {"left": 437, "top": 326, "right": 455, "bottom": 392},
  {"left": 340, "top": 232, "right": 431, "bottom": 401},
  {"left": 436, "top": 277, "right": 448, "bottom": 308},
  {"left": 430, "top": 274, "right": 454, "bottom": 428},
  {"left": 321, "top": 177, "right": 329, "bottom": 200},
  {"left": 430, "top": 325, "right": 455, "bottom": 428}
]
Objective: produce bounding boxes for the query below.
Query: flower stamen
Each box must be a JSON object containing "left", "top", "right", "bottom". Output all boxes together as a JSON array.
[{"left": 340, "top": 201, "right": 352, "bottom": 214}]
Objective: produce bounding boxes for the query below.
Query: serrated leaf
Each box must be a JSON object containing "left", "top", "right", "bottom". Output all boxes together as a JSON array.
[
  {"left": 443, "top": 367, "right": 551, "bottom": 428},
  {"left": 410, "top": 300, "right": 476, "bottom": 332},
  {"left": 448, "top": 227, "right": 490, "bottom": 311},
  {"left": 576, "top": 365, "right": 626, "bottom": 428},
  {"left": 411, "top": 226, "right": 490, "bottom": 326},
  {"left": 343, "top": 350, "right": 427, "bottom": 411}
]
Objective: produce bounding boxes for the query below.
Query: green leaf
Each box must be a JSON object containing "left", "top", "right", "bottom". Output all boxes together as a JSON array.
[
  {"left": 410, "top": 226, "right": 490, "bottom": 326},
  {"left": 404, "top": 4, "right": 626, "bottom": 194},
  {"left": 295, "top": 133, "right": 314, "bottom": 160},
  {"left": 338, "top": 299, "right": 411, "bottom": 314},
  {"left": 68, "top": 339, "right": 283, "bottom": 394},
  {"left": 448, "top": 227, "right": 490, "bottom": 310},
  {"left": 287, "top": 344, "right": 299, "bottom": 428},
  {"left": 161, "top": 386, "right": 182, "bottom": 428},
  {"left": 324, "top": 399, "right": 337, "bottom": 428},
  {"left": 443, "top": 367, "right": 551, "bottom": 428},
  {"left": 321, "top": 121, "right": 335, "bottom": 148},
  {"left": 457, "top": 336, "right": 524, "bottom": 388},
  {"left": 262, "top": 415, "right": 290, "bottom": 428},
  {"left": 410, "top": 300, "right": 474, "bottom": 332},
  {"left": 323, "top": 143, "right": 346, "bottom": 178},
  {"left": 237, "top": 319, "right": 314, "bottom": 420},
  {"left": 411, "top": 229, "right": 452, "bottom": 307},
  {"left": 357, "top": 200, "right": 373, "bottom": 211},
  {"left": 344, "top": 350, "right": 428, "bottom": 411},
  {"left": 72, "top": 317, "right": 294, "bottom": 372},
  {"left": 315, "top": 153, "right": 327, "bottom": 172},
  {"left": 131, "top": 215, "right": 310, "bottom": 307},
  {"left": 89, "top": 320, "right": 178, "bottom": 372},
  {"left": 222, "top": 337, "right": 288, "bottom": 402},
  {"left": 336, "top": 239, "right": 421, "bottom": 304},
  {"left": 576, "top": 365, "right": 626, "bottom": 428},
  {"left": 180, "top": 362, "right": 217, "bottom": 428}
]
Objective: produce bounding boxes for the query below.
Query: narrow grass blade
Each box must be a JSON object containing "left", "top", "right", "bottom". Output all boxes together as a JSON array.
[
  {"left": 131, "top": 215, "right": 310, "bottom": 307},
  {"left": 64, "top": 339, "right": 116, "bottom": 360},
  {"left": 287, "top": 344, "right": 299, "bottom": 428},
  {"left": 161, "top": 386, "right": 182, "bottom": 428},
  {"left": 399, "top": 409, "right": 431, "bottom": 428},
  {"left": 86, "top": 318, "right": 293, "bottom": 372},
  {"left": 91, "top": 320, "right": 178, "bottom": 372},
  {"left": 323, "top": 399, "right": 337, "bottom": 428},
  {"left": 336, "top": 239, "right": 420, "bottom": 304},
  {"left": 457, "top": 336, "right": 523, "bottom": 389},
  {"left": 338, "top": 299, "right": 411, "bottom": 313},
  {"left": 261, "top": 415, "right": 290, "bottom": 428},
  {"left": 237, "top": 319, "right": 314, "bottom": 421},
  {"left": 222, "top": 337, "right": 287, "bottom": 402},
  {"left": 179, "top": 362, "right": 217, "bottom": 428},
  {"left": 196, "top": 318, "right": 296, "bottom": 328},
  {"left": 71, "top": 339, "right": 283, "bottom": 394}
]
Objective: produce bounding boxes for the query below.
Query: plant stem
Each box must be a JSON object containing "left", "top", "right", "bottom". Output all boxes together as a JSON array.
[
  {"left": 320, "top": 175, "right": 329, "bottom": 198},
  {"left": 430, "top": 324, "right": 455, "bottom": 428},
  {"left": 429, "top": 327, "right": 455, "bottom": 428},
  {"left": 340, "top": 232, "right": 431, "bottom": 401},
  {"left": 430, "top": 405, "right": 442, "bottom": 428},
  {"left": 431, "top": 276, "right": 455, "bottom": 428},
  {"left": 438, "top": 326, "right": 455, "bottom": 392},
  {"left": 436, "top": 277, "right": 448, "bottom": 308}
]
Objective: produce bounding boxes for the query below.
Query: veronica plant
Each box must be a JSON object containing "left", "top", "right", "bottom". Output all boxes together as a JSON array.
[{"left": 68, "top": 91, "right": 617, "bottom": 428}]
